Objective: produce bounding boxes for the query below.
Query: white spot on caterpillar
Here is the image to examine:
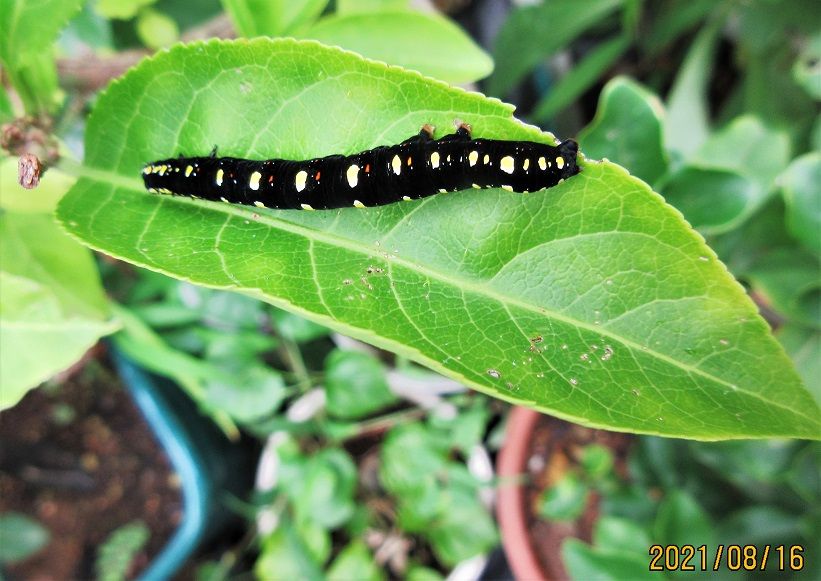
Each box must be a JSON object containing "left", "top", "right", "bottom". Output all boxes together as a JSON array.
[
  {"left": 347, "top": 164, "right": 359, "bottom": 188},
  {"left": 147, "top": 187, "right": 158, "bottom": 193},
  {"left": 220, "top": 196, "right": 230, "bottom": 203},
  {"left": 501, "top": 185, "right": 514, "bottom": 191},
  {"left": 353, "top": 199, "right": 366, "bottom": 208},
  {"left": 522, "top": 158, "right": 530, "bottom": 171},
  {"left": 500, "top": 156, "right": 515, "bottom": 174},
  {"left": 254, "top": 201, "right": 266, "bottom": 208},
  {"left": 249, "top": 171, "right": 262, "bottom": 190},
  {"left": 538, "top": 157, "right": 547, "bottom": 171},
  {"left": 430, "top": 151, "right": 440, "bottom": 168},
  {"left": 472, "top": 183, "right": 481, "bottom": 189},
  {"left": 402, "top": 195, "right": 412, "bottom": 201},
  {"left": 446, "top": 154, "right": 451, "bottom": 163},
  {"left": 438, "top": 188, "right": 447, "bottom": 193},
  {"left": 483, "top": 154, "right": 490, "bottom": 164},
  {"left": 184, "top": 165, "right": 193, "bottom": 177},
  {"left": 556, "top": 156, "right": 565, "bottom": 169},
  {"left": 300, "top": 203, "right": 315, "bottom": 211},
  {"left": 216, "top": 168, "right": 224, "bottom": 186},
  {"left": 295, "top": 170, "right": 308, "bottom": 192},
  {"left": 468, "top": 151, "right": 478, "bottom": 166},
  {"left": 391, "top": 155, "right": 402, "bottom": 175}
]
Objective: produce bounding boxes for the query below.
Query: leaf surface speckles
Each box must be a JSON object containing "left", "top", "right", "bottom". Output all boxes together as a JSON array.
[{"left": 57, "top": 39, "right": 820, "bottom": 440}]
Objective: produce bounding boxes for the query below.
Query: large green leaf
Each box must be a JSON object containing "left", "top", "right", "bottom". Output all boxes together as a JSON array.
[{"left": 57, "top": 39, "right": 820, "bottom": 440}]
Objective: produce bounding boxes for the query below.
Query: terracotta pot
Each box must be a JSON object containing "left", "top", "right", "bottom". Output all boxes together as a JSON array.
[{"left": 497, "top": 406, "right": 546, "bottom": 581}]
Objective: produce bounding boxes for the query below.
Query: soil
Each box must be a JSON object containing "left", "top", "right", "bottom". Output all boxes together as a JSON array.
[
  {"left": 522, "top": 415, "right": 632, "bottom": 580},
  {"left": 0, "top": 354, "right": 183, "bottom": 580}
]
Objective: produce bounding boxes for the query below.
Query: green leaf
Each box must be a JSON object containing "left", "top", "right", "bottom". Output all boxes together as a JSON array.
[
  {"left": 562, "top": 538, "right": 656, "bottom": 581},
  {"left": 0, "top": 0, "right": 81, "bottom": 112},
  {"left": 0, "top": 213, "right": 118, "bottom": 409},
  {"left": 300, "top": 11, "right": 492, "bottom": 84},
  {"left": 57, "top": 38, "right": 820, "bottom": 440},
  {"left": 580, "top": 444, "right": 614, "bottom": 480},
  {"left": 0, "top": 512, "right": 49, "bottom": 563},
  {"left": 488, "top": 0, "right": 623, "bottom": 97},
  {"left": 135, "top": 7, "right": 179, "bottom": 50},
  {"left": 337, "top": 0, "right": 406, "bottom": 15},
  {"left": 426, "top": 486, "right": 497, "bottom": 566},
  {"left": 692, "top": 116, "right": 791, "bottom": 200},
  {"left": 665, "top": 21, "right": 719, "bottom": 157},
  {"left": 97, "top": 0, "right": 156, "bottom": 19},
  {"left": 255, "top": 519, "right": 324, "bottom": 581},
  {"left": 659, "top": 167, "right": 754, "bottom": 235},
  {"left": 746, "top": 248, "right": 820, "bottom": 327},
  {"left": 792, "top": 33, "right": 821, "bottom": 99},
  {"left": 293, "top": 449, "right": 357, "bottom": 529},
  {"left": 327, "top": 541, "right": 384, "bottom": 581},
  {"left": 204, "top": 364, "right": 286, "bottom": 422},
  {"left": 271, "top": 308, "right": 330, "bottom": 342},
  {"left": 538, "top": 472, "right": 590, "bottom": 521},
  {"left": 781, "top": 153, "right": 821, "bottom": 255},
  {"left": 716, "top": 506, "right": 802, "bottom": 547},
  {"left": 381, "top": 423, "right": 447, "bottom": 495},
  {"left": 778, "top": 325, "right": 821, "bottom": 405},
  {"left": 533, "top": 35, "right": 630, "bottom": 124},
  {"left": 578, "top": 77, "right": 668, "bottom": 185},
  {"left": 592, "top": 516, "right": 650, "bottom": 556},
  {"left": 653, "top": 491, "right": 714, "bottom": 548},
  {"left": 96, "top": 521, "right": 150, "bottom": 581},
  {"left": 222, "top": 0, "right": 329, "bottom": 37},
  {"left": 324, "top": 350, "right": 396, "bottom": 419}
]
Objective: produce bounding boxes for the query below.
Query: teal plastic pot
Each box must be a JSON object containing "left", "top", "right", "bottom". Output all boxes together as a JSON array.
[{"left": 112, "top": 350, "right": 255, "bottom": 581}]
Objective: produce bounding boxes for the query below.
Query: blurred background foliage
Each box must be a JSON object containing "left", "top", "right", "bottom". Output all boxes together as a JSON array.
[{"left": 0, "top": 0, "right": 818, "bottom": 578}]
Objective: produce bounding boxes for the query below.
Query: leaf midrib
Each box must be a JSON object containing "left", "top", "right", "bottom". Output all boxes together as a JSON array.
[{"left": 82, "top": 177, "right": 815, "bottom": 425}]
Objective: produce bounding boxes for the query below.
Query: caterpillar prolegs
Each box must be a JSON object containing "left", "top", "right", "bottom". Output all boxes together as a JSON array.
[{"left": 142, "top": 123, "right": 580, "bottom": 210}]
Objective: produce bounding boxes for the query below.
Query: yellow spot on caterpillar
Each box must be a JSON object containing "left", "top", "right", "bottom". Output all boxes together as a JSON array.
[
  {"left": 147, "top": 187, "right": 158, "bottom": 193},
  {"left": 300, "top": 203, "right": 315, "bottom": 211},
  {"left": 468, "top": 151, "right": 479, "bottom": 166},
  {"left": 392, "top": 155, "right": 402, "bottom": 175},
  {"left": 143, "top": 166, "right": 153, "bottom": 174},
  {"left": 523, "top": 158, "right": 530, "bottom": 171},
  {"left": 501, "top": 185, "right": 514, "bottom": 191},
  {"left": 173, "top": 166, "right": 180, "bottom": 172},
  {"left": 220, "top": 196, "right": 230, "bottom": 203},
  {"left": 158, "top": 187, "right": 173, "bottom": 194},
  {"left": 295, "top": 170, "right": 308, "bottom": 192},
  {"left": 402, "top": 195, "right": 412, "bottom": 201},
  {"left": 446, "top": 155, "right": 451, "bottom": 163},
  {"left": 538, "top": 157, "right": 547, "bottom": 171},
  {"left": 430, "top": 151, "right": 440, "bottom": 168},
  {"left": 500, "top": 156, "right": 515, "bottom": 174},
  {"left": 347, "top": 164, "right": 359, "bottom": 188},
  {"left": 158, "top": 165, "right": 168, "bottom": 176},
  {"left": 407, "top": 156, "right": 413, "bottom": 166},
  {"left": 185, "top": 165, "right": 193, "bottom": 177},
  {"left": 483, "top": 154, "right": 490, "bottom": 164},
  {"left": 249, "top": 171, "right": 262, "bottom": 190},
  {"left": 254, "top": 201, "right": 266, "bottom": 208},
  {"left": 216, "top": 168, "right": 224, "bottom": 186},
  {"left": 353, "top": 200, "right": 366, "bottom": 208},
  {"left": 472, "top": 183, "right": 481, "bottom": 189},
  {"left": 438, "top": 188, "right": 447, "bottom": 194},
  {"left": 556, "top": 156, "right": 565, "bottom": 169}
]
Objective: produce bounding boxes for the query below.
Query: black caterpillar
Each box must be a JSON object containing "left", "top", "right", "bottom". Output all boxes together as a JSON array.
[{"left": 142, "top": 123, "right": 580, "bottom": 210}]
